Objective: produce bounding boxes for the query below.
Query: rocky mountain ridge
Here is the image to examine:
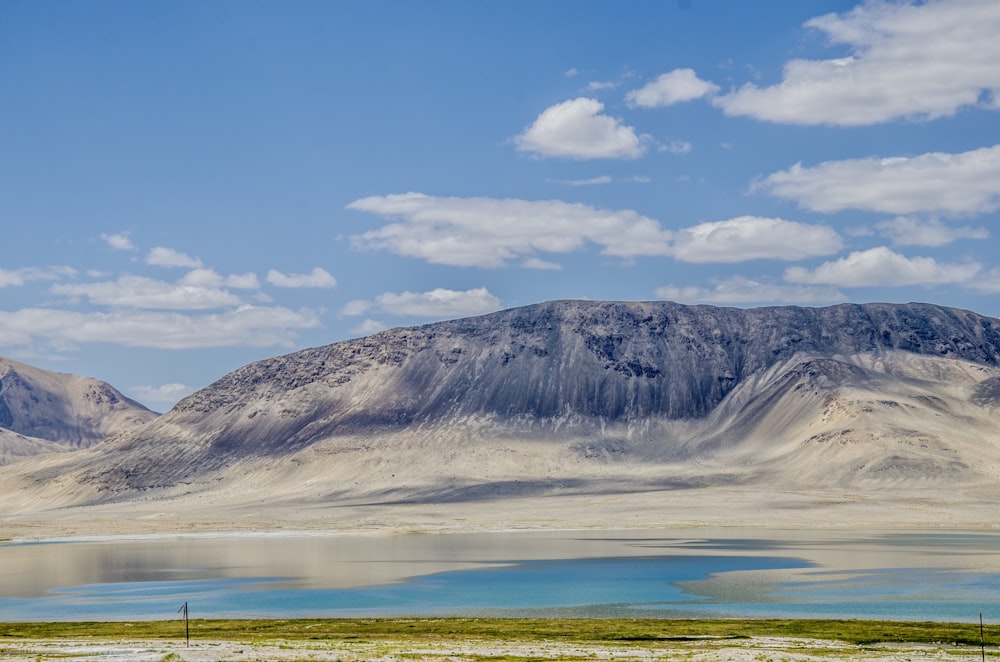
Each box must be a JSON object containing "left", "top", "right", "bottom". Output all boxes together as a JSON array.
[{"left": 2, "top": 300, "right": 999, "bottom": 523}]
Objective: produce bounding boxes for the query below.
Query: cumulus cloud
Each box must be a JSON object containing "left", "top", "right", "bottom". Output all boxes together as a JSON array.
[
  {"left": 513, "top": 98, "right": 649, "bottom": 160},
  {"left": 672, "top": 217, "right": 843, "bottom": 263},
  {"left": 342, "top": 287, "right": 502, "bottom": 319},
  {"left": 626, "top": 68, "right": 719, "bottom": 108},
  {"left": 784, "top": 247, "right": 981, "bottom": 287},
  {"left": 713, "top": 0, "right": 1000, "bottom": 126},
  {"left": 757, "top": 145, "right": 1000, "bottom": 216},
  {"left": 655, "top": 276, "right": 845, "bottom": 305},
  {"left": 347, "top": 192, "right": 672, "bottom": 267},
  {"left": 266, "top": 267, "right": 337, "bottom": 288},
  {"left": 146, "top": 247, "right": 203, "bottom": 269},
  {"left": 100, "top": 232, "right": 136, "bottom": 251},
  {"left": 0, "top": 305, "right": 321, "bottom": 350},
  {"left": 874, "top": 217, "right": 989, "bottom": 247}
]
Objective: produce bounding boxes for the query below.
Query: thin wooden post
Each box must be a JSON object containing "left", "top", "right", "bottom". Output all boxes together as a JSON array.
[
  {"left": 177, "top": 601, "right": 189, "bottom": 647},
  {"left": 981, "top": 612, "right": 986, "bottom": 662}
]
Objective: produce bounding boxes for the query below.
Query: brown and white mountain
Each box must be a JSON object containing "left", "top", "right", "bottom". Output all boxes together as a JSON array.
[
  {"left": 2, "top": 300, "right": 1000, "bottom": 529},
  {"left": 0, "top": 357, "right": 158, "bottom": 465}
]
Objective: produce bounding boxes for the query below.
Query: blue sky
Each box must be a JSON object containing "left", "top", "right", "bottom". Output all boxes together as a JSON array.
[{"left": 2, "top": 0, "right": 999, "bottom": 410}]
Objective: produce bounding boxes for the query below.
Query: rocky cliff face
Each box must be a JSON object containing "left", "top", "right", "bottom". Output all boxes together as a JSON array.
[
  {"left": 4, "top": 301, "right": 1000, "bottom": 509},
  {"left": 0, "top": 357, "right": 158, "bottom": 465}
]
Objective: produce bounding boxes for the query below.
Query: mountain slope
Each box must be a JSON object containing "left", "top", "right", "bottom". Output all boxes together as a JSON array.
[
  {"left": 2, "top": 301, "right": 1000, "bottom": 523},
  {"left": 0, "top": 357, "right": 158, "bottom": 465}
]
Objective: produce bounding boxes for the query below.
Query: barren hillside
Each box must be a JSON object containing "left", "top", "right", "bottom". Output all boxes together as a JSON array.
[{"left": 2, "top": 301, "right": 999, "bottom": 532}]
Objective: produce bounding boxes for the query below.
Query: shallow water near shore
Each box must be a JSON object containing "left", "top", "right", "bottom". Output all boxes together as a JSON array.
[{"left": 1, "top": 529, "right": 998, "bottom": 622}]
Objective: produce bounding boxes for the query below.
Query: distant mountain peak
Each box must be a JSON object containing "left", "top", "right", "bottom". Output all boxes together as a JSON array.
[{"left": 0, "top": 356, "right": 158, "bottom": 465}]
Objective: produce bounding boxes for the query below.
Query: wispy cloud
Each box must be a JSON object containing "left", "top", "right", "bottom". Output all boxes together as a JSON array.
[
  {"left": 655, "top": 276, "right": 845, "bottom": 306},
  {"left": 342, "top": 287, "right": 502, "bottom": 319},
  {"left": 549, "top": 175, "right": 613, "bottom": 187},
  {"left": 130, "top": 382, "right": 194, "bottom": 408},
  {"left": 874, "top": 217, "right": 989, "bottom": 247},
  {"left": 784, "top": 247, "right": 981, "bottom": 287},
  {"left": 348, "top": 192, "right": 672, "bottom": 267},
  {"left": 350, "top": 319, "right": 388, "bottom": 336},
  {"left": 672, "top": 217, "right": 843, "bottom": 263},
  {"left": 757, "top": 145, "right": 1000, "bottom": 216},
  {"left": 145, "top": 247, "right": 203, "bottom": 269},
  {"left": 0, "top": 306, "right": 321, "bottom": 350},
  {"left": 100, "top": 232, "right": 136, "bottom": 251},
  {"left": 51, "top": 274, "right": 245, "bottom": 310},
  {"left": 266, "top": 267, "right": 337, "bottom": 288},
  {"left": 660, "top": 140, "right": 692, "bottom": 155},
  {"left": 0, "top": 266, "right": 76, "bottom": 288}
]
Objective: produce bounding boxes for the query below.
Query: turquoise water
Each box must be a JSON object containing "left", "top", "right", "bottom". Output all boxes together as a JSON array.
[{"left": 1, "top": 531, "right": 998, "bottom": 622}]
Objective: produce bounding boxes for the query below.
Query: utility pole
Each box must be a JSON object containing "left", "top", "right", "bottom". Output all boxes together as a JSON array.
[
  {"left": 177, "top": 601, "right": 189, "bottom": 647},
  {"left": 981, "top": 612, "right": 986, "bottom": 662}
]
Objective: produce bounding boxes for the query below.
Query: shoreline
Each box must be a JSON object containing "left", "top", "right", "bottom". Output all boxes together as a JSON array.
[
  {"left": 5, "top": 519, "right": 1000, "bottom": 545},
  {"left": 1, "top": 618, "right": 996, "bottom": 662}
]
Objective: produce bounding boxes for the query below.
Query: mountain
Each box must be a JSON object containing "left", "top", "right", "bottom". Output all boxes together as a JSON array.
[
  {"left": 0, "top": 357, "right": 158, "bottom": 465},
  {"left": 2, "top": 300, "right": 1000, "bottom": 530}
]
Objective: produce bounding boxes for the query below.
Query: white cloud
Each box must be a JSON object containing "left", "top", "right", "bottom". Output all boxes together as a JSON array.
[
  {"left": 175, "top": 268, "right": 261, "bottom": 290},
  {"left": 351, "top": 319, "right": 388, "bottom": 336},
  {"left": 757, "top": 145, "right": 1000, "bottom": 216},
  {"left": 712, "top": 0, "right": 1000, "bottom": 126},
  {"left": 348, "top": 192, "right": 673, "bottom": 267},
  {"left": 51, "top": 274, "right": 246, "bottom": 310},
  {"left": 266, "top": 267, "right": 337, "bottom": 288},
  {"left": 626, "top": 68, "right": 720, "bottom": 108},
  {"left": 672, "top": 216, "right": 843, "bottom": 263},
  {"left": 874, "top": 217, "right": 989, "bottom": 247},
  {"left": 660, "top": 140, "right": 692, "bottom": 155},
  {"left": 342, "top": 287, "right": 502, "bottom": 319},
  {"left": 521, "top": 257, "right": 562, "bottom": 270},
  {"left": 340, "top": 299, "right": 372, "bottom": 316},
  {"left": 587, "top": 80, "right": 617, "bottom": 91},
  {"left": 784, "top": 247, "right": 981, "bottom": 287},
  {"left": 0, "top": 305, "right": 321, "bottom": 350},
  {"left": 550, "top": 175, "right": 613, "bottom": 186},
  {"left": 655, "top": 276, "right": 845, "bottom": 305},
  {"left": 130, "top": 382, "right": 194, "bottom": 408},
  {"left": 970, "top": 268, "right": 1000, "bottom": 294},
  {"left": 145, "top": 247, "right": 203, "bottom": 269},
  {"left": 100, "top": 232, "right": 136, "bottom": 251},
  {"left": 0, "top": 266, "right": 76, "bottom": 288},
  {"left": 224, "top": 272, "right": 261, "bottom": 289},
  {"left": 513, "top": 97, "right": 648, "bottom": 160},
  {"left": 564, "top": 67, "right": 579, "bottom": 78}
]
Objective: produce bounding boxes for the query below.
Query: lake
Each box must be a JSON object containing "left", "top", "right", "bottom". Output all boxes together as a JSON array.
[{"left": 1, "top": 529, "right": 998, "bottom": 622}]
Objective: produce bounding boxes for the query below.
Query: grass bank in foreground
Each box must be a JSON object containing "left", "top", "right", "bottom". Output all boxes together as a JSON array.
[{"left": 1, "top": 617, "right": 996, "bottom": 647}]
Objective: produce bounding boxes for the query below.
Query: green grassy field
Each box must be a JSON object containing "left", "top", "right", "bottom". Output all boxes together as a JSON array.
[{"left": 0, "top": 617, "right": 996, "bottom": 647}]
